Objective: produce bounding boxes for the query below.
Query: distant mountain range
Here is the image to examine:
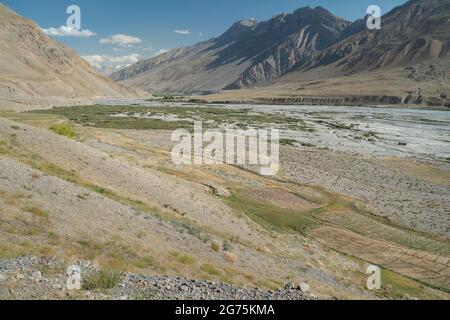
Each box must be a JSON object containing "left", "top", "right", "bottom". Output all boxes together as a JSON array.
[
  {"left": 94, "top": 64, "right": 129, "bottom": 77},
  {"left": 0, "top": 4, "right": 139, "bottom": 99},
  {"left": 110, "top": 0, "right": 450, "bottom": 95}
]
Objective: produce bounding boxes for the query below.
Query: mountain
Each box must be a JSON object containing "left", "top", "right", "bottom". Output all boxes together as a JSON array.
[
  {"left": 289, "top": 0, "right": 450, "bottom": 77},
  {"left": 110, "top": 6, "right": 351, "bottom": 93},
  {"left": 111, "top": 0, "right": 450, "bottom": 96},
  {"left": 94, "top": 64, "right": 129, "bottom": 77},
  {"left": 0, "top": 4, "right": 140, "bottom": 99},
  {"left": 223, "top": 7, "right": 351, "bottom": 89}
]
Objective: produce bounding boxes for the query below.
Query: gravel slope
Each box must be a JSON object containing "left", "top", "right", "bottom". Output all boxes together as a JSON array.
[{"left": 0, "top": 257, "right": 311, "bottom": 300}]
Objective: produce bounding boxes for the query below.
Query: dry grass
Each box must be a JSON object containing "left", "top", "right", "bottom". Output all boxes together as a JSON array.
[
  {"left": 201, "top": 264, "right": 221, "bottom": 276},
  {"left": 24, "top": 206, "right": 49, "bottom": 219}
]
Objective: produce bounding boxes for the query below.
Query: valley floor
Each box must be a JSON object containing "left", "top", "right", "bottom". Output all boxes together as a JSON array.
[{"left": 0, "top": 101, "right": 449, "bottom": 300}]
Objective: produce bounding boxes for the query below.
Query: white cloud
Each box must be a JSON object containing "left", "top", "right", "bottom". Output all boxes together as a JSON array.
[
  {"left": 42, "top": 26, "right": 96, "bottom": 37},
  {"left": 198, "top": 32, "right": 204, "bottom": 37},
  {"left": 82, "top": 55, "right": 105, "bottom": 65},
  {"left": 82, "top": 53, "right": 141, "bottom": 68},
  {"left": 142, "top": 46, "right": 154, "bottom": 51},
  {"left": 155, "top": 49, "right": 169, "bottom": 56},
  {"left": 100, "top": 34, "right": 142, "bottom": 47},
  {"left": 108, "top": 53, "right": 141, "bottom": 64},
  {"left": 175, "top": 30, "right": 191, "bottom": 35}
]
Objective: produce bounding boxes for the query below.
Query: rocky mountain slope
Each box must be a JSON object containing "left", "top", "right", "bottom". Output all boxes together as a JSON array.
[
  {"left": 111, "top": 0, "right": 449, "bottom": 96},
  {"left": 0, "top": 4, "right": 139, "bottom": 99},
  {"left": 286, "top": 0, "right": 450, "bottom": 78},
  {"left": 111, "top": 6, "right": 351, "bottom": 93},
  {"left": 224, "top": 7, "right": 351, "bottom": 89}
]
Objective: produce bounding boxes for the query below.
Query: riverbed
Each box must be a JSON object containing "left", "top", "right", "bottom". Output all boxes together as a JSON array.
[{"left": 97, "top": 98, "right": 450, "bottom": 161}]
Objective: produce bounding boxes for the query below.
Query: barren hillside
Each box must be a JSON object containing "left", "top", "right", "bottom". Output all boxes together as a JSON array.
[{"left": 0, "top": 4, "right": 140, "bottom": 99}]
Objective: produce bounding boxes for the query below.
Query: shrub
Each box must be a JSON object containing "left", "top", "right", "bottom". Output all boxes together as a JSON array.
[
  {"left": 209, "top": 186, "right": 219, "bottom": 197},
  {"left": 280, "top": 138, "right": 296, "bottom": 146},
  {"left": 211, "top": 243, "right": 220, "bottom": 252},
  {"left": 49, "top": 123, "right": 76, "bottom": 138},
  {"left": 223, "top": 240, "right": 232, "bottom": 252},
  {"left": 31, "top": 172, "right": 40, "bottom": 180},
  {"left": 47, "top": 232, "right": 62, "bottom": 245},
  {"left": 25, "top": 207, "right": 49, "bottom": 218},
  {"left": 170, "top": 251, "right": 180, "bottom": 257},
  {"left": 133, "top": 256, "right": 158, "bottom": 269},
  {"left": 171, "top": 220, "right": 201, "bottom": 238},
  {"left": 224, "top": 252, "right": 237, "bottom": 264},
  {"left": 177, "top": 255, "right": 195, "bottom": 265},
  {"left": 82, "top": 270, "right": 122, "bottom": 291},
  {"left": 201, "top": 264, "right": 221, "bottom": 276}
]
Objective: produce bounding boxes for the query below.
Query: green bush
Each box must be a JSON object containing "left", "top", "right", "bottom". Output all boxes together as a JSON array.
[
  {"left": 49, "top": 123, "right": 76, "bottom": 138},
  {"left": 82, "top": 270, "right": 122, "bottom": 291}
]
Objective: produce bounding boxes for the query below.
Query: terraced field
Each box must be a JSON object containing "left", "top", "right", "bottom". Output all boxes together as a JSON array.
[
  {"left": 310, "top": 226, "right": 450, "bottom": 291},
  {"left": 226, "top": 186, "right": 450, "bottom": 293}
]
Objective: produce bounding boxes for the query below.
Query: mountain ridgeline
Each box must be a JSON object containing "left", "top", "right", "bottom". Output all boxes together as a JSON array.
[{"left": 110, "top": 0, "right": 450, "bottom": 94}]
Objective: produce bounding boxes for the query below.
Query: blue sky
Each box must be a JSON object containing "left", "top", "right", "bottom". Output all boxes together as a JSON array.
[{"left": 2, "top": 0, "right": 407, "bottom": 69}]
